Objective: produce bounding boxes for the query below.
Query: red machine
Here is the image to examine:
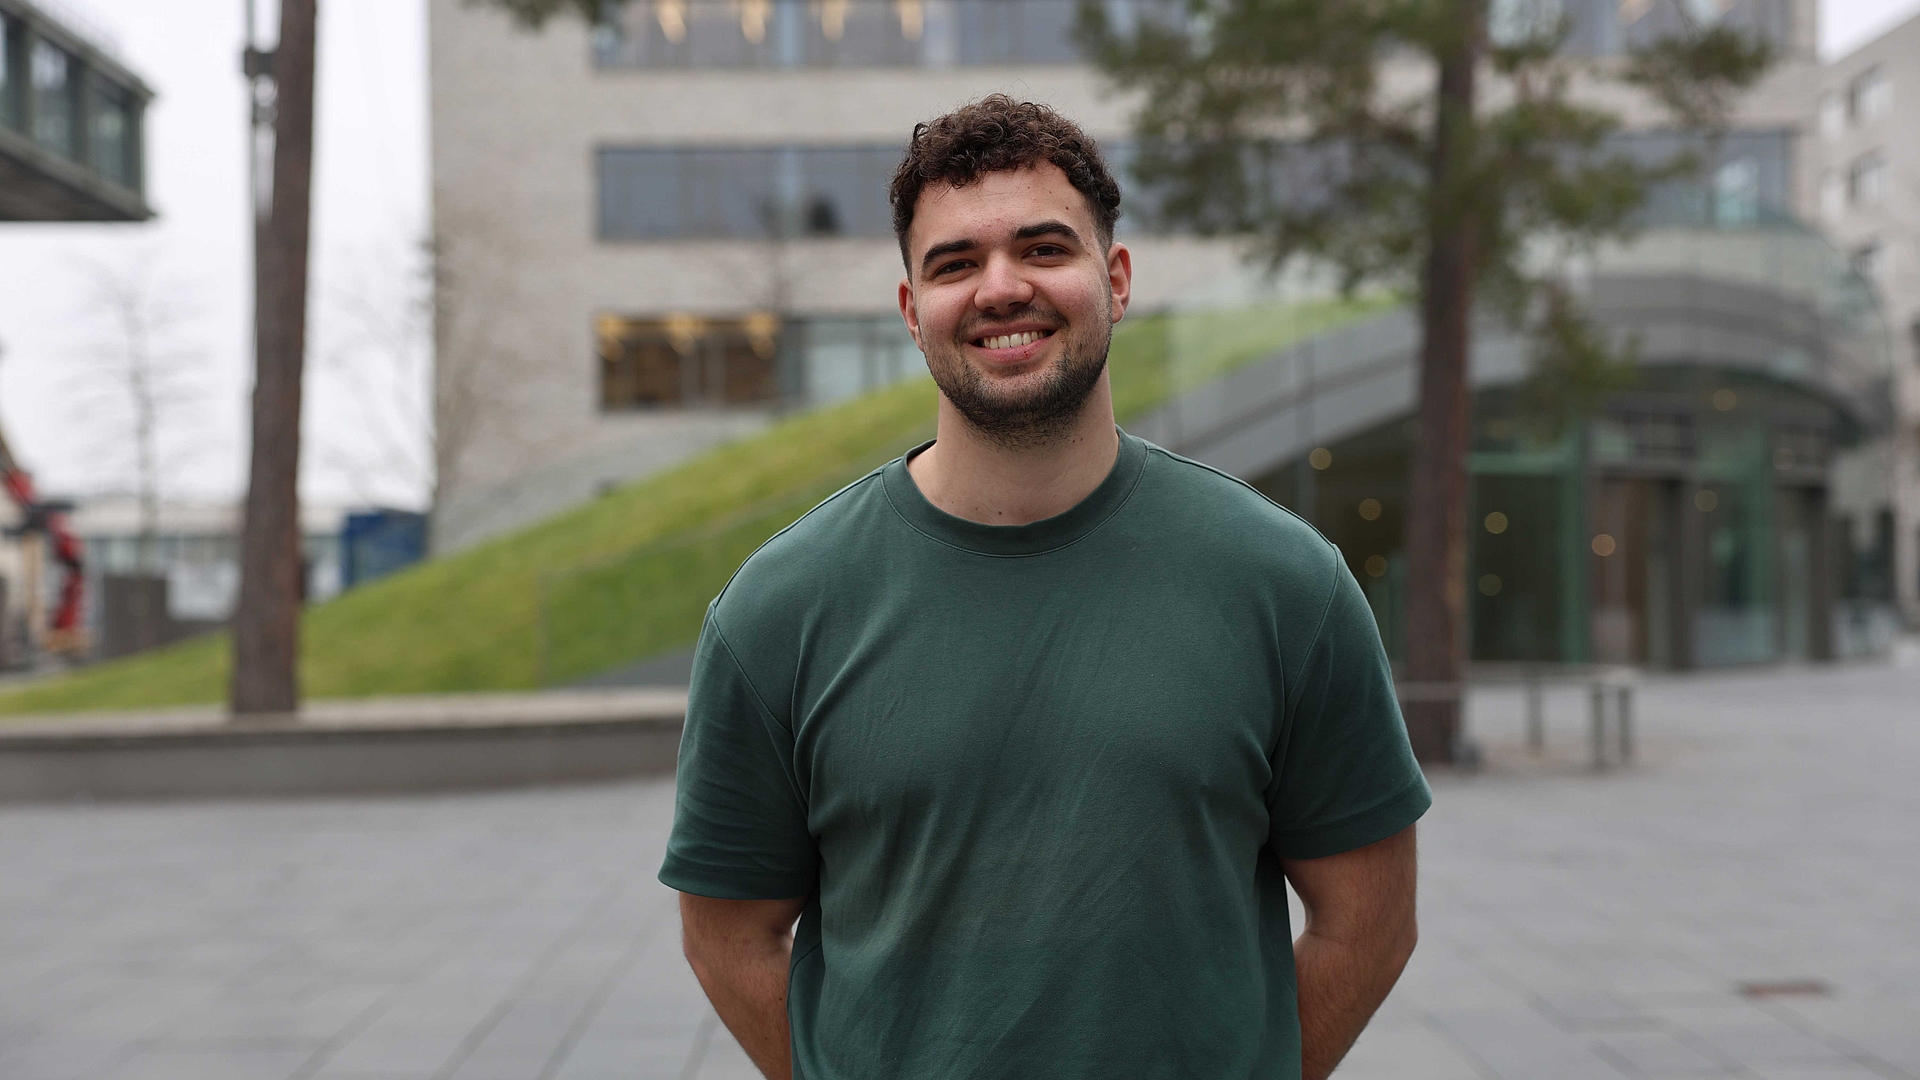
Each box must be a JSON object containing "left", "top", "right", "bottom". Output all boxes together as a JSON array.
[{"left": 0, "top": 424, "right": 86, "bottom": 652}]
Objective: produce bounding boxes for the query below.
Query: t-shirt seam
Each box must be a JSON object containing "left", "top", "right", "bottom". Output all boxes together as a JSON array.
[
  {"left": 710, "top": 468, "right": 888, "bottom": 611},
  {"left": 660, "top": 851, "right": 814, "bottom": 890},
  {"left": 879, "top": 441, "right": 1150, "bottom": 560},
  {"left": 1271, "top": 777, "right": 1429, "bottom": 846},
  {"left": 706, "top": 619, "right": 793, "bottom": 736}
]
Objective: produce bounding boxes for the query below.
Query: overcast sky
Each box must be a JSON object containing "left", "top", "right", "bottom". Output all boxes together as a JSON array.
[{"left": 0, "top": 0, "right": 1915, "bottom": 511}]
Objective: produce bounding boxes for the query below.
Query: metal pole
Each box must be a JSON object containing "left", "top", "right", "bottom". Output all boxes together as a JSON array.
[
  {"left": 1617, "top": 683, "right": 1633, "bottom": 763},
  {"left": 1526, "top": 668, "right": 1544, "bottom": 754},
  {"left": 1589, "top": 680, "right": 1607, "bottom": 770}
]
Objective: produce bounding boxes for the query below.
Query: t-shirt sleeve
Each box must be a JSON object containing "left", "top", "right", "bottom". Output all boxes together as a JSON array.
[
  {"left": 658, "top": 614, "right": 818, "bottom": 900},
  {"left": 1267, "top": 562, "right": 1432, "bottom": 861}
]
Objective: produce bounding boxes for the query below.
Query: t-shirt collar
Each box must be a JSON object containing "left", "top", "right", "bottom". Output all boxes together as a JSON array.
[{"left": 881, "top": 428, "right": 1148, "bottom": 557}]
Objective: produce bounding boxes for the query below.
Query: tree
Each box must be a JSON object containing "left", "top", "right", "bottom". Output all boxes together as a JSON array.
[
  {"left": 67, "top": 254, "right": 210, "bottom": 572},
  {"left": 232, "top": 0, "right": 320, "bottom": 716},
  {"left": 1079, "top": 0, "right": 1770, "bottom": 761}
]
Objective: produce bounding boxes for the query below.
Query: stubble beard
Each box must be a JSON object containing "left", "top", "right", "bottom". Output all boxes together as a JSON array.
[{"left": 922, "top": 300, "right": 1113, "bottom": 451}]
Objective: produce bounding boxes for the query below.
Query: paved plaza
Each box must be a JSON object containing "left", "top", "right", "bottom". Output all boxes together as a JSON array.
[{"left": 1, "top": 662, "right": 1917, "bottom": 1079}]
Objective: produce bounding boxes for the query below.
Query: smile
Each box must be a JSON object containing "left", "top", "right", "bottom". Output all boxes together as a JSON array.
[{"left": 974, "top": 330, "right": 1054, "bottom": 349}]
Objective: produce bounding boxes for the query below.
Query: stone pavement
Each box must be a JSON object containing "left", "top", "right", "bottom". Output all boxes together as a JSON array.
[{"left": 1, "top": 662, "right": 1916, "bottom": 1079}]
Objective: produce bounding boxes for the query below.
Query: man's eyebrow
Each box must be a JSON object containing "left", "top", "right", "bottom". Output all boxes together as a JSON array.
[
  {"left": 919, "top": 237, "right": 978, "bottom": 275},
  {"left": 1013, "top": 220, "right": 1082, "bottom": 244}
]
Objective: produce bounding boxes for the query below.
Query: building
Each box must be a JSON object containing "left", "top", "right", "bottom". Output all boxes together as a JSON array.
[
  {"left": 1816, "top": 11, "right": 1920, "bottom": 626},
  {"left": 431, "top": 0, "right": 1901, "bottom": 670},
  {"left": 0, "top": 0, "right": 151, "bottom": 221},
  {"left": 68, "top": 496, "right": 347, "bottom": 659}
]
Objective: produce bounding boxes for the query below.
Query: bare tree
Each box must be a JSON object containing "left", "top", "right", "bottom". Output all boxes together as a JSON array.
[
  {"left": 66, "top": 253, "right": 210, "bottom": 571},
  {"left": 311, "top": 242, "right": 436, "bottom": 508}
]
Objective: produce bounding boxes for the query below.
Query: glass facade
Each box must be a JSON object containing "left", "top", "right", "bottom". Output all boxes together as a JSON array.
[
  {"left": 88, "top": 78, "right": 132, "bottom": 185},
  {"left": 598, "top": 141, "right": 1157, "bottom": 241},
  {"left": 30, "top": 37, "right": 74, "bottom": 157},
  {"left": 598, "top": 144, "right": 901, "bottom": 240},
  {"left": 0, "top": 16, "right": 15, "bottom": 132},
  {"left": 597, "top": 311, "right": 921, "bottom": 411},
  {"left": 593, "top": 0, "right": 1084, "bottom": 69},
  {"left": 1524, "top": 0, "right": 1793, "bottom": 56}
]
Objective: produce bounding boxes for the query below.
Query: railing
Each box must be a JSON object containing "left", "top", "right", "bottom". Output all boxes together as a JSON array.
[{"left": 1398, "top": 663, "right": 1639, "bottom": 771}]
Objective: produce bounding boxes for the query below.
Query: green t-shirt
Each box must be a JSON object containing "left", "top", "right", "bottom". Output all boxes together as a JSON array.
[{"left": 660, "top": 430, "right": 1430, "bottom": 1080}]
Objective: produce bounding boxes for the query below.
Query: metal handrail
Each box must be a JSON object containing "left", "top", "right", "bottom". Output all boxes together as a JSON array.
[{"left": 1396, "top": 664, "right": 1638, "bottom": 770}]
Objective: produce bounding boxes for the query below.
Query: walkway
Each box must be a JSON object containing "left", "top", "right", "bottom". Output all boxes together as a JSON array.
[{"left": 1, "top": 663, "right": 1915, "bottom": 1079}]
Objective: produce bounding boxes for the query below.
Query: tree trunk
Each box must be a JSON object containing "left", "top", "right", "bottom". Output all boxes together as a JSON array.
[
  {"left": 1403, "top": 8, "right": 1481, "bottom": 764},
  {"left": 231, "top": 0, "right": 317, "bottom": 717}
]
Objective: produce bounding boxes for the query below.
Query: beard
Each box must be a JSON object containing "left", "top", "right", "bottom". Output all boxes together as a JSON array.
[{"left": 922, "top": 301, "right": 1113, "bottom": 450}]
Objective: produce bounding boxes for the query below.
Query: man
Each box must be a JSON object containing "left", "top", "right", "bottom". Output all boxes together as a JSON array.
[{"left": 661, "top": 96, "right": 1429, "bottom": 1080}]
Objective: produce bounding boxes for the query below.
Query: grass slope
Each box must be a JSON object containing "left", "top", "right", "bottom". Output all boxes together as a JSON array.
[{"left": 0, "top": 297, "right": 1392, "bottom": 715}]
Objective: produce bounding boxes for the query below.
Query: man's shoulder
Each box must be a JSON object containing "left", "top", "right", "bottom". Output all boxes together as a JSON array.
[
  {"left": 710, "top": 466, "right": 895, "bottom": 630},
  {"left": 1137, "top": 440, "right": 1340, "bottom": 562}
]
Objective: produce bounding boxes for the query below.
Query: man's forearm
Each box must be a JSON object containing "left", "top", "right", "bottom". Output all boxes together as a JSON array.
[
  {"left": 681, "top": 896, "right": 801, "bottom": 1080},
  {"left": 1293, "top": 926, "right": 1416, "bottom": 1080}
]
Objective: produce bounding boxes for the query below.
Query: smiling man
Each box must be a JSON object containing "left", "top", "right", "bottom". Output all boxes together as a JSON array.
[{"left": 660, "top": 96, "right": 1431, "bottom": 1080}]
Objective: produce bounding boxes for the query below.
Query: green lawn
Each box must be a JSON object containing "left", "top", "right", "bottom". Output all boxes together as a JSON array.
[{"left": 0, "top": 296, "right": 1394, "bottom": 716}]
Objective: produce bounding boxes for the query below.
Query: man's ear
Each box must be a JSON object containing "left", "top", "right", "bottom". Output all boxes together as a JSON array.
[
  {"left": 1106, "top": 240, "right": 1133, "bottom": 325},
  {"left": 898, "top": 277, "right": 925, "bottom": 352}
]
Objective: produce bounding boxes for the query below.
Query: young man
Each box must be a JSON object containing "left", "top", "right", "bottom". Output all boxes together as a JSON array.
[{"left": 661, "top": 96, "right": 1429, "bottom": 1080}]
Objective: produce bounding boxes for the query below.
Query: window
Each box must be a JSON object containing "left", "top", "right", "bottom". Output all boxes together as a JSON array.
[
  {"left": 1848, "top": 151, "right": 1886, "bottom": 207},
  {"left": 1604, "top": 0, "right": 1790, "bottom": 56},
  {"left": 1851, "top": 241, "right": 1881, "bottom": 283},
  {"left": 89, "top": 79, "right": 133, "bottom": 187},
  {"left": 1712, "top": 157, "right": 1759, "bottom": 226},
  {"left": 599, "top": 144, "right": 902, "bottom": 240},
  {"left": 30, "top": 38, "right": 75, "bottom": 157},
  {"left": 1819, "top": 92, "right": 1844, "bottom": 139},
  {"left": 598, "top": 313, "right": 785, "bottom": 409},
  {"left": 595, "top": 0, "right": 1086, "bottom": 69},
  {"left": 1848, "top": 66, "right": 1890, "bottom": 122},
  {"left": 0, "top": 17, "right": 14, "bottom": 132},
  {"left": 1818, "top": 171, "right": 1844, "bottom": 222}
]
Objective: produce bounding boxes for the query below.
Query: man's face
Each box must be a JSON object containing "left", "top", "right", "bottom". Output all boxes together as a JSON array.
[{"left": 898, "top": 164, "right": 1132, "bottom": 446}]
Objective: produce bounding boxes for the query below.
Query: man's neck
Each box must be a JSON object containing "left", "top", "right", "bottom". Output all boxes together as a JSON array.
[{"left": 906, "top": 375, "right": 1121, "bottom": 527}]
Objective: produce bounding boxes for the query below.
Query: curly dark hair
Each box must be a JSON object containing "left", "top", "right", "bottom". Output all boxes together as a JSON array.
[{"left": 889, "top": 95, "right": 1122, "bottom": 271}]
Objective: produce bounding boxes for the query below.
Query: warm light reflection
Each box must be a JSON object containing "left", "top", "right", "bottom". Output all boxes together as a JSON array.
[
  {"left": 817, "top": 0, "right": 849, "bottom": 41},
  {"left": 739, "top": 0, "right": 771, "bottom": 43},
  {"left": 896, "top": 0, "right": 924, "bottom": 41},
  {"left": 655, "top": 0, "right": 688, "bottom": 43}
]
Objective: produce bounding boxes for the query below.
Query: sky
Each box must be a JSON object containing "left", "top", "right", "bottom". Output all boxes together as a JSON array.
[{"left": 0, "top": 0, "right": 1915, "bottom": 511}]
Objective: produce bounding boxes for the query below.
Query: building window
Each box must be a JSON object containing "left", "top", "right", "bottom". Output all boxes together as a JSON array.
[
  {"left": 1847, "top": 66, "right": 1890, "bottom": 123},
  {"left": 598, "top": 313, "right": 785, "bottom": 409},
  {"left": 1818, "top": 92, "right": 1844, "bottom": 139},
  {"left": 0, "top": 17, "right": 15, "bottom": 132},
  {"left": 596, "top": 312, "right": 922, "bottom": 411},
  {"left": 1848, "top": 150, "right": 1886, "bottom": 207},
  {"left": 594, "top": 0, "right": 1085, "bottom": 69},
  {"left": 1606, "top": 0, "right": 1790, "bottom": 56},
  {"left": 598, "top": 144, "right": 902, "bottom": 240},
  {"left": 1850, "top": 241, "right": 1881, "bottom": 284},
  {"left": 1818, "top": 171, "right": 1844, "bottom": 222},
  {"left": 30, "top": 38, "right": 76, "bottom": 158},
  {"left": 1712, "top": 156, "right": 1759, "bottom": 226},
  {"left": 89, "top": 79, "right": 132, "bottom": 187}
]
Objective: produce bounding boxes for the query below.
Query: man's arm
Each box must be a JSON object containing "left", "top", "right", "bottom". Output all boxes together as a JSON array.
[
  {"left": 1279, "top": 824, "right": 1419, "bottom": 1080},
  {"left": 680, "top": 892, "right": 809, "bottom": 1080}
]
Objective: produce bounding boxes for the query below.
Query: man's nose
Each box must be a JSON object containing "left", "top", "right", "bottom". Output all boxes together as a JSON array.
[{"left": 973, "top": 252, "right": 1034, "bottom": 313}]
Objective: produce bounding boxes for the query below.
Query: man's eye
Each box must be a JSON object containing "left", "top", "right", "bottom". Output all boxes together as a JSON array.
[
  {"left": 934, "top": 260, "right": 970, "bottom": 276},
  {"left": 1029, "top": 245, "right": 1067, "bottom": 258}
]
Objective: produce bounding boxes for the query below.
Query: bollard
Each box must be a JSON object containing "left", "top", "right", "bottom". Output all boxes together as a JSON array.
[
  {"left": 1526, "top": 672, "right": 1545, "bottom": 755},
  {"left": 1616, "top": 683, "right": 1633, "bottom": 763},
  {"left": 1589, "top": 681, "right": 1607, "bottom": 770}
]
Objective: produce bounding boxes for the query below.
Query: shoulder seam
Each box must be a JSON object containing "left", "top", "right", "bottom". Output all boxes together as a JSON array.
[
  {"left": 1141, "top": 442, "right": 1343, "bottom": 558},
  {"left": 710, "top": 467, "right": 887, "bottom": 610},
  {"left": 704, "top": 617, "right": 791, "bottom": 733}
]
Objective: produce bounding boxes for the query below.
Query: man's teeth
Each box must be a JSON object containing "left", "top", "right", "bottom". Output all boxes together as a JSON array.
[{"left": 981, "top": 331, "right": 1047, "bottom": 350}]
